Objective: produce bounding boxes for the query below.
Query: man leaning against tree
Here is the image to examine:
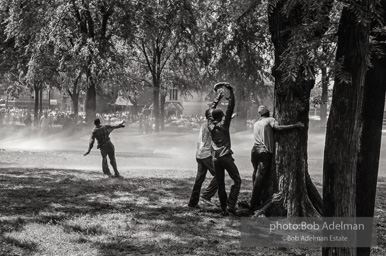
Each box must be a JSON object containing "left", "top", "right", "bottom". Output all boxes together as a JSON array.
[{"left": 247, "top": 105, "right": 304, "bottom": 211}]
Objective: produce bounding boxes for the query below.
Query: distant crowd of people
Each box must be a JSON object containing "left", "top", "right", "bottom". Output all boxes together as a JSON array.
[
  {"left": 0, "top": 108, "right": 81, "bottom": 130},
  {"left": 0, "top": 108, "right": 138, "bottom": 130},
  {"left": 0, "top": 107, "right": 215, "bottom": 136}
]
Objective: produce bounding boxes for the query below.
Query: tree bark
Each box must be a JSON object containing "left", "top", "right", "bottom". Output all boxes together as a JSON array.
[
  {"left": 71, "top": 92, "right": 79, "bottom": 116},
  {"left": 320, "top": 65, "right": 328, "bottom": 124},
  {"left": 259, "top": 0, "right": 324, "bottom": 217},
  {"left": 356, "top": 1, "right": 386, "bottom": 255},
  {"left": 272, "top": 69, "right": 321, "bottom": 217},
  {"left": 153, "top": 85, "right": 160, "bottom": 133},
  {"left": 85, "top": 76, "right": 96, "bottom": 124},
  {"left": 69, "top": 73, "right": 81, "bottom": 117},
  {"left": 160, "top": 89, "right": 166, "bottom": 131},
  {"left": 39, "top": 86, "right": 43, "bottom": 116},
  {"left": 322, "top": 1, "right": 373, "bottom": 255},
  {"left": 33, "top": 85, "right": 40, "bottom": 127}
]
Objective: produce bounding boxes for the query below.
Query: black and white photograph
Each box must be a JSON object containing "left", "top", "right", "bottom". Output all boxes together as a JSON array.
[{"left": 0, "top": 0, "right": 385, "bottom": 255}]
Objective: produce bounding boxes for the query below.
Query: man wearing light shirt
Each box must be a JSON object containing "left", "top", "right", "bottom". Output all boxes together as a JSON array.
[
  {"left": 188, "top": 109, "right": 218, "bottom": 208},
  {"left": 249, "top": 105, "right": 304, "bottom": 210}
]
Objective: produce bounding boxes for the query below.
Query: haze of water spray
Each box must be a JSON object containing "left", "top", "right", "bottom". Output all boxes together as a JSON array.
[{"left": 0, "top": 127, "right": 384, "bottom": 176}]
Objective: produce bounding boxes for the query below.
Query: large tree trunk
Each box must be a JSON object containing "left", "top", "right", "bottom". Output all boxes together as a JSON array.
[
  {"left": 71, "top": 92, "right": 79, "bottom": 117},
  {"left": 322, "top": 1, "right": 373, "bottom": 255},
  {"left": 131, "top": 100, "right": 138, "bottom": 115},
  {"left": 356, "top": 1, "right": 386, "bottom": 255},
  {"left": 33, "top": 85, "right": 40, "bottom": 127},
  {"left": 85, "top": 79, "right": 96, "bottom": 124},
  {"left": 272, "top": 70, "right": 322, "bottom": 217},
  {"left": 257, "top": 0, "right": 323, "bottom": 218},
  {"left": 160, "top": 89, "right": 166, "bottom": 131},
  {"left": 153, "top": 84, "right": 160, "bottom": 133},
  {"left": 320, "top": 65, "right": 328, "bottom": 124},
  {"left": 70, "top": 73, "right": 81, "bottom": 117},
  {"left": 39, "top": 87, "right": 43, "bottom": 116}
]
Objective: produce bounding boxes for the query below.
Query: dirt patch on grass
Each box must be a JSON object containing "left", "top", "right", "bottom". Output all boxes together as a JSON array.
[{"left": 0, "top": 168, "right": 385, "bottom": 255}]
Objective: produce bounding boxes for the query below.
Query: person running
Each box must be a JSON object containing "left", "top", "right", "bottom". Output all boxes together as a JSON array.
[
  {"left": 188, "top": 109, "right": 218, "bottom": 208},
  {"left": 208, "top": 82, "right": 241, "bottom": 216},
  {"left": 84, "top": 118, "right": 125, "bottom": 178},
  {"left": 248, "top": 105, "right": 304, "bottom": 210}
]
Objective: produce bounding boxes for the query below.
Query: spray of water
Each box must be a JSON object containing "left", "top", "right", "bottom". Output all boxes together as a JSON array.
[{"left": 0, "top": 127, "right": 384, "bottom": 176}]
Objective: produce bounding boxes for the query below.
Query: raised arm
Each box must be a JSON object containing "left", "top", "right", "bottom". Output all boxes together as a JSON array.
[
  {"left": 207, "top": 110, "right": 215, "bottom": 132},
  {"left": 106, "top": 121, "right": 126, "bottom": 131},
  {"left": 210, "top": 90, "right": 224, "bottom": 109},
  {"left": 207, "top": 85, "right": 225, "bottom": 131},
  {"left": 223, "top": 85, "right": 235, "bottom": 128}
]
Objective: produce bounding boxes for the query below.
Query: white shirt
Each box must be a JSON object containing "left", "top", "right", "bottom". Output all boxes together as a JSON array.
[{"left": 253, "top": 117, "right": 278, "bottom": 153}]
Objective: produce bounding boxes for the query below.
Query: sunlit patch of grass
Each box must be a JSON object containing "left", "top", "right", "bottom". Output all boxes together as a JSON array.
[
  {"left": 132, "top": 196, "right": 151, "bottom": 205},
  {"left": 3, "top": 235, "right": 38, "bottom": 251},
  {"left": 4, "top": 223, "right": 98, "bottom": 256},
  {"left": 1, "top": 167, "right": 386, "bottom": 255},
  {"left": 158, "top": 197, "right": 185, "bottom": 207},
  {"left": 37, "top": 211, "right": 68, "bottom": 225},
  {"left": 65, "top": 213, "right": 131, "bottom": 236}
]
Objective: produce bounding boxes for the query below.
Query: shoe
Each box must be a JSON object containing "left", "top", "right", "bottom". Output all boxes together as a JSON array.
[
  {"left": 221, "top": 210, "right": 229, "bottom": 217},
  {"left": 238, "top": 201, "right": 252, "bottom": 209},
  {"left": 236, "top": 208, "right": 254, "bottom": 217},
  {"left": 188, "top": 203, "right": 200, "bottom": 209},
  {"left": 201, "top": 196, "right": 215, "bottom": 206},
  {"left": 113, "top": 174, "right": 123, "bottom": 179},
  {"left": 228, "top": 207, "right": 240, "bottom": 217}
]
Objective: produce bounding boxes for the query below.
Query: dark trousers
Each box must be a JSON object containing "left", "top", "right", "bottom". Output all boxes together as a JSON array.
[
  {"left": 189, "top": 157, "right": 218, "bottom": 206},
  {"left": 250, "top": 145, "right": 272, "bottom": 208},
  {"left": 100, "top": 140, "right": 120, "bottom": 176},
  {"left": 214, "top": 154, "right": 241, "bottom": 211}
]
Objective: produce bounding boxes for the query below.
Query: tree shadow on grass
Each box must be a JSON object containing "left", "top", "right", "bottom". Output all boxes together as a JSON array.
[
  {"left": 0, "top": 168, "right": 263, "bottom": 256},
  {"left": 4, "top": 168, "right": 383, "bottom": 255}
]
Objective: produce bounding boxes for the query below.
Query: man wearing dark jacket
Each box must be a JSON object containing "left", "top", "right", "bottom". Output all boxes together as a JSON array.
[
  {"left": 84, "top": 118, "right": 125, "bottom": 178},
  {"left": 208, "top": 82, "right": 241, "bottom": 216}
]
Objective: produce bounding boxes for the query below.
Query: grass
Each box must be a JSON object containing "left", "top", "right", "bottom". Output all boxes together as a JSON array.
[{"left": 0, "top": 168, "right": 385, "bottom": 256}]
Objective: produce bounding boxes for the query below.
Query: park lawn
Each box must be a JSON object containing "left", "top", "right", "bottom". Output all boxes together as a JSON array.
[{"left": 0, "top": 168, "right": 385, "bottom": 256}]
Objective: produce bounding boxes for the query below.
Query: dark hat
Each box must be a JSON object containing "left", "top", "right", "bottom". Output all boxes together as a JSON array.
[{"left": 212, "top": 109, "right": 224, "bottom": 120}]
